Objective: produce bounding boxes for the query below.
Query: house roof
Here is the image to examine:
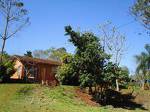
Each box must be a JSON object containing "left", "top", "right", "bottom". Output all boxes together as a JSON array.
[{"left": 11, "top": 55, "right": 62, "bottom": 66}]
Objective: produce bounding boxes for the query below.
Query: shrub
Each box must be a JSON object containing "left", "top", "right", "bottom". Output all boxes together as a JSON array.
[
  {"left": 56, "top": 54, "right": 79, "bottom": 85},
  {"left": 0, "top": 53, "right": 15, "bottom": 82}
]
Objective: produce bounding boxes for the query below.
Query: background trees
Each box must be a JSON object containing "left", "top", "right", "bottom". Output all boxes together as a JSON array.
[
  {"left": 33, "top": 49, "right": 49, "bottom": 59},
  {"left": 99, "top": 22, "right": 128, "bottom": 91},
  {"left": 131, "top": 0, "right": 150, "bottom": 30},
  {"left": 135, "top": 44, "right": 150, "bottom": 89},
  {"left": 24, "top": 51, "right": 33, "bottom": 57},
  {"left": 48, "top": 47, "right": 67, "bottom": 61},
  {"left": 33, "top": 47, "right": 67, "bottom": 61},
  {"left": 0, "top": 0, "right": 29, "bottom": 62},
  {"left": 131, "top": 0, "right": 150, "bottom": 89}
]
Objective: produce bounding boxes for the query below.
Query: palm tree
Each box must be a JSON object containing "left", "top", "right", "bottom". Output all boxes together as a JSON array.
[{"left": 135, "top": 44, "right": 150, "bottom": 89}]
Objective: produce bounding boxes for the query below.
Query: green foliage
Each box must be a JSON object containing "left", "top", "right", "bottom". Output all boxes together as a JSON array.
[
  {"left": 104, "top": 63, "right": 129, "bottom": 87},
  {"left": 104, "top": 62, "right": 117, "bottom": 86},
  {"left": 33, "top": 47, "right": 68, "bottom": 61},
  {"left": 48, "top": 47, "right": 68, "bottom": 61},
  {"left": 56, "top": 54, "right": 79, "bottom": 85},
  {"left": 65, "top": 26, "right": 110, "bottom": 89},
  {"left": 135, "top": 44, "right": 150, "bottom": 80},
  {"left": 57, "top": 26, "right": 129, "bottom": 93},
  {"left": 0, "top": 0, "right": 28, "bottom": 19},
  {"left": 24, "top": 51, "right": 33, "bottom": 57},
  {"left": 120, "top": 66, "right": 130, "bottom": 81},
  {"left": 0, "top": 53, "right": 15, "bottom": 82},
  {"left": 131, "top": 0, "right": 150, "bottom": 30},
  {"left": 33, "top": 49, "right": 49, "bottom": 59}
]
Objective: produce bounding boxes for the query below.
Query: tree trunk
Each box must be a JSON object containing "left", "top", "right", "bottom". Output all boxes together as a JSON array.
[
  {"left": 0, "top": 39, "right": 6, "bottom": 62},
  {"left": 1, "top": 14, "right": 9, "bottom": 62},
  {"left": 116, "top": 79, "right": 119, "bottom": 91},
  {"left": 141, "top": 80, "right": 145, "bottom": 90},
  {"left": 89, "top": 86, "right": 93, "bottom": 95},
  {"left": 94, "top": 85, "right": 97, "bottom": 93}
]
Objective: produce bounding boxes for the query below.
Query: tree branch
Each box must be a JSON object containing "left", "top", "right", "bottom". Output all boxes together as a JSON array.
[
  {"left": 0, "top": 34, "right": 3, "bottom": 39},
  {"left": 6, "top": 19, "right": 29, "bottom": 39}
]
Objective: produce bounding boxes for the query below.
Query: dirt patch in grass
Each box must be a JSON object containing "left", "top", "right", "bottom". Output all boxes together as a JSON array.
[
  {"left": 75, "top": 88, "right": 99, "bottom": 107},
  {"left": 76, "top": 87, "right": 150, "bottom": 111},
  {"left": 129, "top": 90, "right": 150, "bottom": 110}
]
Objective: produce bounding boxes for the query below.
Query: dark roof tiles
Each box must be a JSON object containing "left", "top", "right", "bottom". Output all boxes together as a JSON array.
[{"left": 11, "top": 55, "right": 61, "bottom": 66}]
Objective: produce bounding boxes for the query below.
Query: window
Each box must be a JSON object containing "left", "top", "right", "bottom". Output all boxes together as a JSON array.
[{"left": 28, "top": 66, "right": 38, "bottom": 78}]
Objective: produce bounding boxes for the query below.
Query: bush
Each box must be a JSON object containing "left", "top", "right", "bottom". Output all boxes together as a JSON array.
[
  {"left": 0, "top": 54, "right": 15, "bottom": 82},
  {"left": 56, "top": 54, "right": 79, "bottom": 85}
]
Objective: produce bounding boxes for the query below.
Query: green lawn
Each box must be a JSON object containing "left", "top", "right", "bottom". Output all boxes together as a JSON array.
[{"left": 0, "top": 84, "right": 148, "bottom": 112}]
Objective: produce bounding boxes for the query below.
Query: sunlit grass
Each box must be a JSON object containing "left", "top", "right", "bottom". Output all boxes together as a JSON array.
[{"left": 0, "top": 84, "right": 149, "bottom": 112}]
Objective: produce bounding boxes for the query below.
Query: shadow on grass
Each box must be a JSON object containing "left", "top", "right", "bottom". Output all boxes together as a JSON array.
[
  {"left": 92, "top": 89, "right": 148, "bottom": 111},
  {"left": 1, "top": 79, "right": 39, "bottom": 84}
]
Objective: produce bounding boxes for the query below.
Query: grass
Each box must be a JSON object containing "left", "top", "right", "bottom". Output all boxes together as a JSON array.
[{"left": 0, "top": 84, "right": 149, "bottom": 112}]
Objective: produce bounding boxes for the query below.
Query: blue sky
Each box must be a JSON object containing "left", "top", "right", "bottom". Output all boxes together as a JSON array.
[{"left": 0, "top": 0, "right": 150, "bottom": 74}]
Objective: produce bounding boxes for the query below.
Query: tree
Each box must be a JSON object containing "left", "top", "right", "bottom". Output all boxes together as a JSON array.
[
  {"left": 65, "top": 26, "right": 110, "bottom": 94},
  {"left": 33, "top": 49, "right": 49, "bottom": 59},
  {"left": 24, "top": 51, "right": 33, "bottom": 57},
  {"left": 100, "top": 22, "right": 127, "bottom": 91},
  {"left": 100, "top": 22, "right": 127, "bottom": 65},
  {"left": 135, "top": 44, "right": 150, "bottom": 89},
  {"left": 33, "top": 47, "right": 67, "bottom": 61},
  {"left": 56, "top": 54, "right": 79, "bottom": 85},
  {"left": 131, "top": 0, "right": 150, "bottom": 30},
  {"left": 0, "top": 0, "right": 29, "bottom": 62},
  {"left": 104, "top": 62, "right": 129, "bottom": 90},
  {"left": 0, "top": 52, "right": 15, "bottom": 82},
  {"left": 48, "top": 47, "right": 67, "bottom": 61},
  {"left": 120, "top": 66, "right": 130, "bottom": 81}
]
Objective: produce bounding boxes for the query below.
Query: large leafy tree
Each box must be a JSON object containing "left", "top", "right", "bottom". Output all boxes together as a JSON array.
[
  {"left": 131, "top": 0, "right": 150, "bottom": 30},
  {"left": 56, "top": 26, "right": 129, "bottom": 95},
  {"left": 65, "top": 26, "right": 110, "bottom": 94},
  {"left": 135, "top": 44, "right": 150, "bottom": 89},
  {"left": 0, "top": 0, "right": 29, "bottom": 62}
]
